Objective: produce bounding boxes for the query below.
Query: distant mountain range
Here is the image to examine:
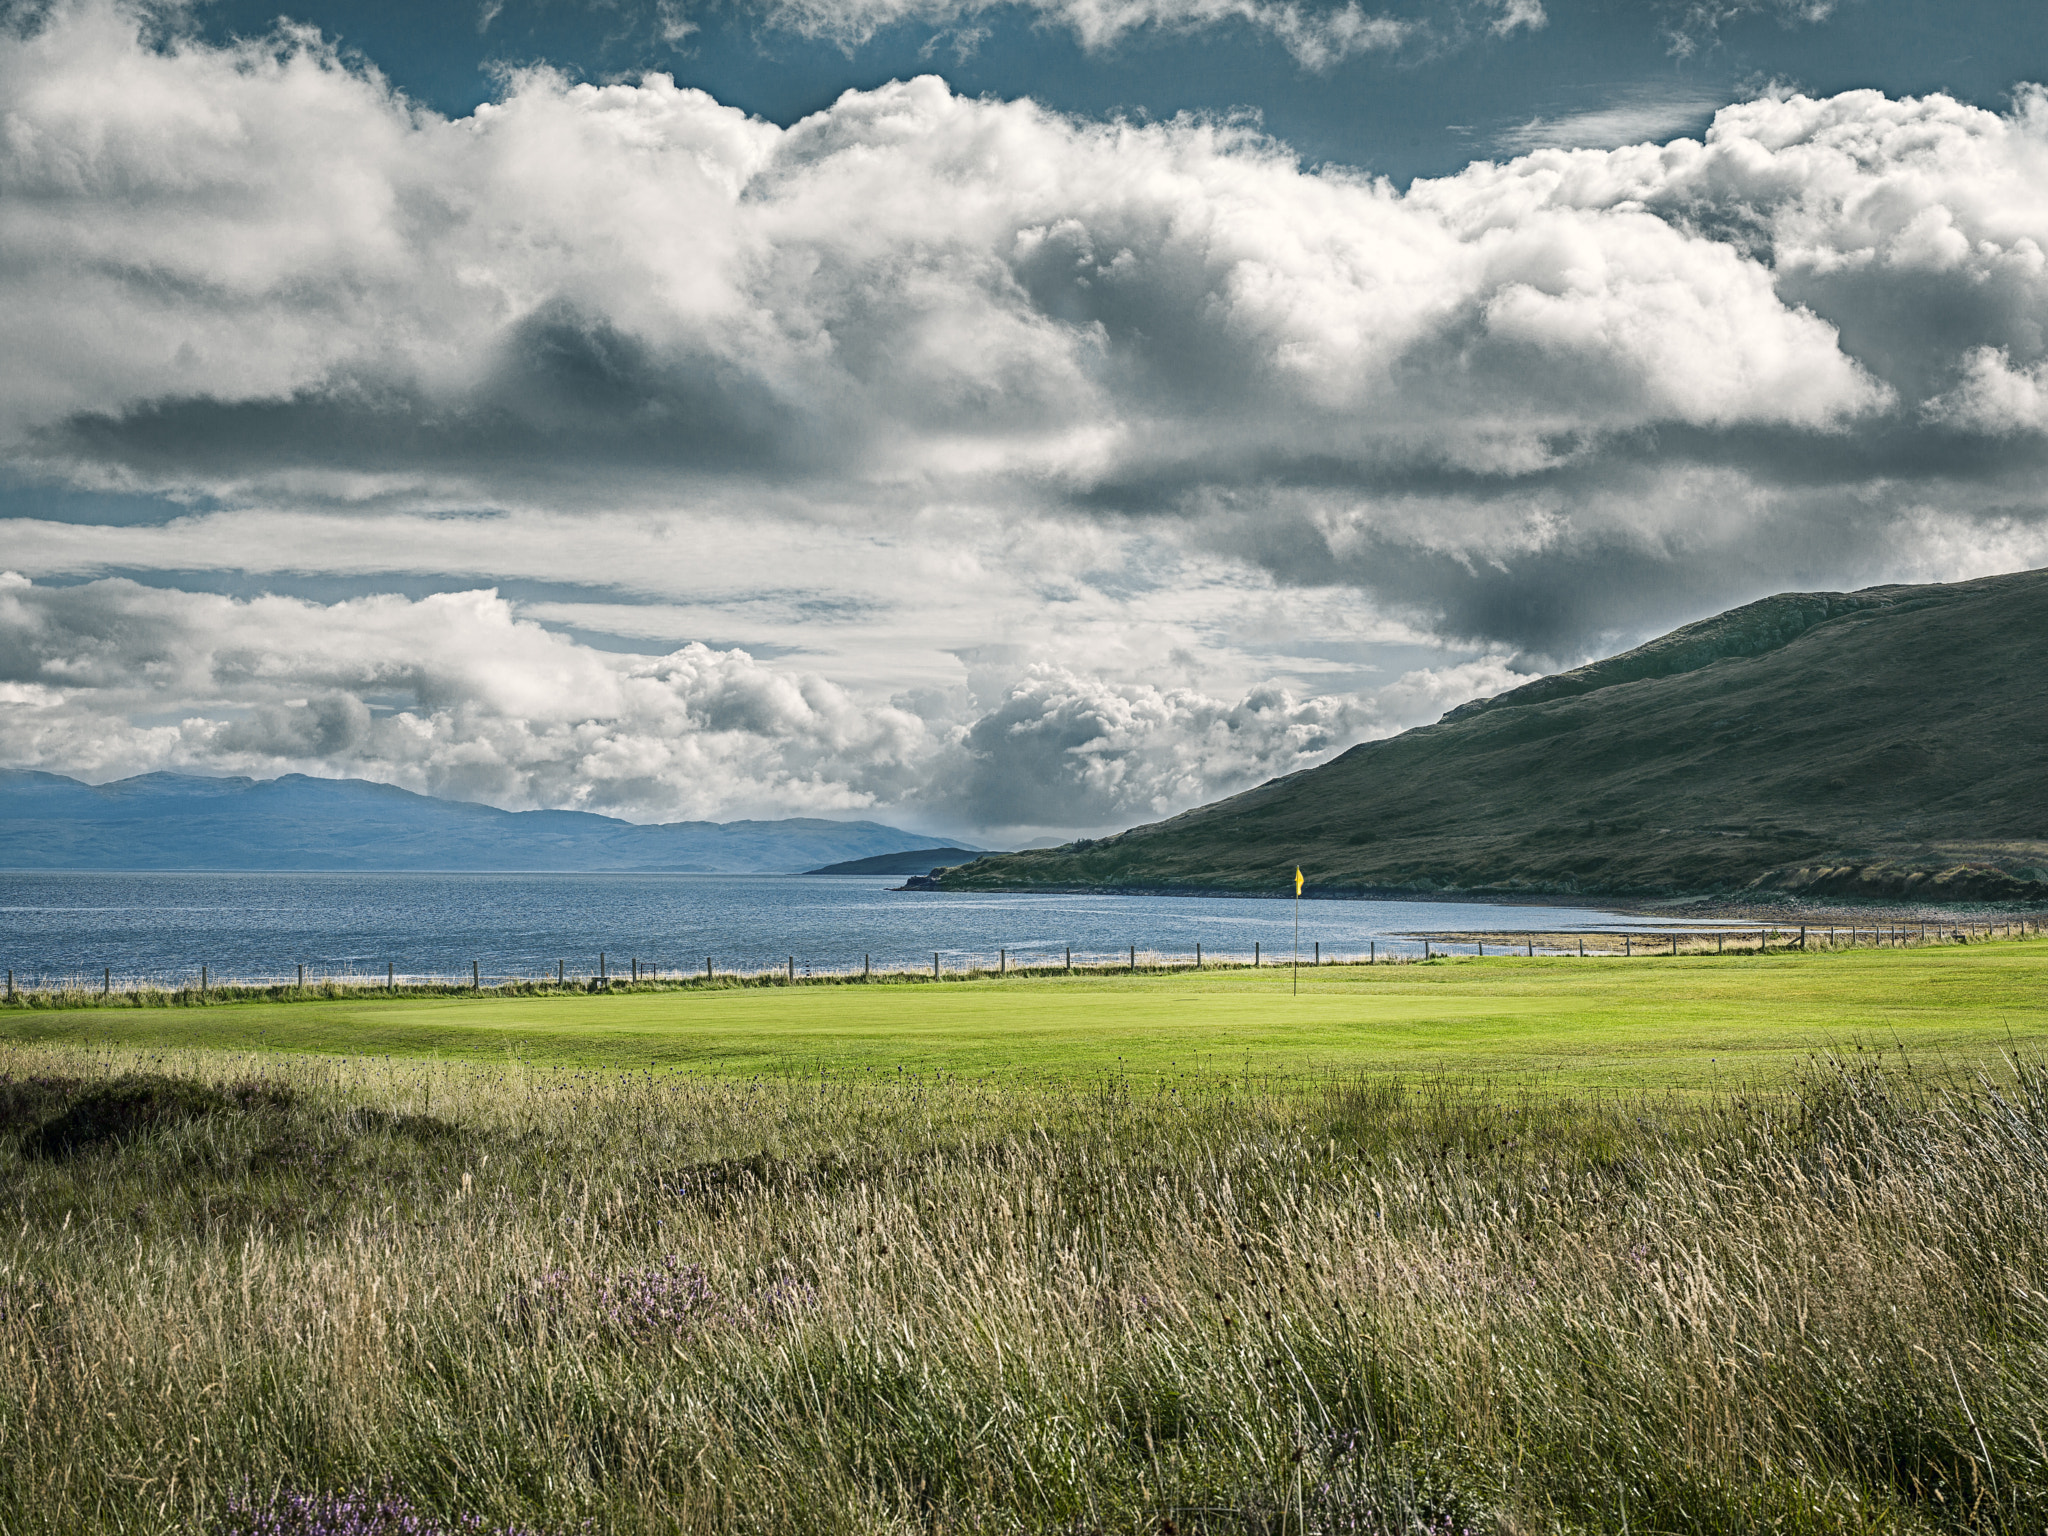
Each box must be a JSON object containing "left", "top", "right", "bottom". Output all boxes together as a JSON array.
[
  {"left": 805, "top": 847, "right": 1000, "bottom": 876},
  {"left": 941, "top": 567, "right": 2048, "bottom": 904},
  {"left": 0, "top": 771, "right": 975, "bottom": 873}
]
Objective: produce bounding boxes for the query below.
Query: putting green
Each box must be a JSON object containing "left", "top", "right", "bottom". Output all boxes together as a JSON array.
[{"left": 6, "top": 938, "right": 2045, "bottom": 1091}]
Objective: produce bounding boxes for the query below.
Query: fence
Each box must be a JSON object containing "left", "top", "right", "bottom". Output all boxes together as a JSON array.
[{"left": 1, "top": 918, "right": 2038, "bottom": 1003}]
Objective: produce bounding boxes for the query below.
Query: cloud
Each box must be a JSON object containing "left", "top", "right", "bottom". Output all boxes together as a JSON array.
[
  {"left": 0, "top": 680, "right": 65, "bottom": 708},
  {"left": 1494, "top": 87, "right": 1721, "bottom": 152},
  {"left": 468, "top": 0, "right": 1528, "bottom": 69},
  {"left": 0, "top": 573, "right": 941, "bottom": 818},
  {"left": 655, "top": 0, "right": 699, "bottom": 43},
  {"left": 785, "top": 0, "right": 1416, "bottom": 65},
  {"left": 0, "top": 570, "right": 1423, "bottom": 835},
  {"left": 1664, "top": 0, "right": 1858, "bottom": 58},
  {"left": 1923, "top": 347, "right": 2048, "bottom": 435},
  {"left": 1367, "top": 655, "right": 1529, "bottom": 719},
  {"left": 745, "top": 0, "right": 1546, "bottom": 65},
  {"left": 1488, "top": 0, "right": 1543, "bottom": 33},
  {"left": 5, "top": 4, "right": 2048, "bottom": 832},
  {"left": 948, "top": 665, "right": 1379, "bottom": 830},
  {"left": 1, "top": 2, "right": 1902, "bottom": 516}
]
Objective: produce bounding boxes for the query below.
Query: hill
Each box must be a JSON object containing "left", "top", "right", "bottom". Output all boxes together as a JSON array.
[
  {"left": 0, "top": 771, "right": 959, "bottom": 873},
  {"left": 941, "top": 567, "right": 2048, "bottom": 903},
  {"left": 805, "top": 847, "right": 996, "bottom": 875}
]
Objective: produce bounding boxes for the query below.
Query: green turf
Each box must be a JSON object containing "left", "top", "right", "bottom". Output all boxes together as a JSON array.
[{"left": 6, "top": 938, "right": 2045, "bottom": 1090}]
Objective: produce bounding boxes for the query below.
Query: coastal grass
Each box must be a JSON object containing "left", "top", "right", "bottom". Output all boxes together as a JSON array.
[
  {"left": 1, "top": 1039, "right": 2046, "bottom": 1534},
  {"left": 5, "top": 937, "right": 2048, "bottom": 1092}
]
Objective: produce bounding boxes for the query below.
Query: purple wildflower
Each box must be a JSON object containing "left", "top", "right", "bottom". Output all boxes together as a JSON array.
[
  {"left": 594, "top": 1254, "right": 730, "bottom": 1333},
  {"left": 215, "top": 1483, "right": 575, "bottom": 1535}
]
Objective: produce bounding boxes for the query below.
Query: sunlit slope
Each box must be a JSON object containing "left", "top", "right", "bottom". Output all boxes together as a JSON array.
[{"left": 944, "top": 568, "right": 2048, "bottom": 900}]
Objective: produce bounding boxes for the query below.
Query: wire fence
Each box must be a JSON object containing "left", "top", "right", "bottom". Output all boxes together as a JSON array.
[{"left": 1, "top": 918, "right": 2038, "bottom": 1003}]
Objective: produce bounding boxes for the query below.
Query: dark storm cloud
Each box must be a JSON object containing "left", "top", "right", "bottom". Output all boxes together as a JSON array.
[{"left": 41, "top": 305, "right": 819, "bottom": 483}]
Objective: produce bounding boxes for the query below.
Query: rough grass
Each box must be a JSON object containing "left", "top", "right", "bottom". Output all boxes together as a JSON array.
[{"left": 0, "top": 1040, "right": 2045, "bottom": 1534}]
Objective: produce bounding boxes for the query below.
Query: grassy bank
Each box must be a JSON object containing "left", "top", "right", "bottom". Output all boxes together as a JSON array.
[
  {"left": 5, "top": 938, "right": 2047, "bottom": 1091},
  {"left": 0, "top": 1041, "right": 2044, "bottom": 1534}
]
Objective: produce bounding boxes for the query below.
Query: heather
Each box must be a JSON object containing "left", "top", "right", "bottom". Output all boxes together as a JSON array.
[{"left": 0, "top": 1044, "right": 2044, "bottom": 1534}]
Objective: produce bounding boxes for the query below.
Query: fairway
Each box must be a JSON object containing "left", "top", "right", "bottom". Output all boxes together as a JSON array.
[{"left": 6, "top": 938, "right": 2045, "bottom": 1089}]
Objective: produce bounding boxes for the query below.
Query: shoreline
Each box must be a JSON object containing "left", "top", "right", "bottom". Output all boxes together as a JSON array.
[{"left": 920, "top": 882, "right": 2045, "bottom": 927}]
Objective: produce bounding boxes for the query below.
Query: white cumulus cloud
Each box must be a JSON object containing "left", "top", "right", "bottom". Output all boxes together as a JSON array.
[
  {"left": 0, "top": 2, "right": 1903, "bottom": 513},
  {"left": 0, "top": 575, "right": 938, "bottom": 819},
  {"left": 0, "top": 571, "right": 1424, "bottom": 836},
  {"left": 1923, "top": 347, "right": 2048, "bottom": 434},
  {"left": 950, "top": 665, "right": 1381, "bottom": 830}
]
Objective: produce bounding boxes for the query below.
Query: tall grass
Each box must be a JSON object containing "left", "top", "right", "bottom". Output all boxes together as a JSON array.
[{"left": 0, "top": 1045, "right": 2042, "bottom": 1534}]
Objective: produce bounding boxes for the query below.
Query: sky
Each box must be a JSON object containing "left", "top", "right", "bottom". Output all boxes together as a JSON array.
[{"left": 1, "top": 0, "right": 2045, "bottom": 845}]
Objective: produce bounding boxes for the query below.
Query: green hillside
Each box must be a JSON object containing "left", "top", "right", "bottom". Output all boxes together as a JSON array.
[{"left": 943, "top": 567, "right": 2048, "bottom": 902}]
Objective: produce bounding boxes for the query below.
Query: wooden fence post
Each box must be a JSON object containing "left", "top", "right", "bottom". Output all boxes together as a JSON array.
[
  {"left": 1066, "top": 947, "right": 1072, "bottom": 971},
  {"left": 1130, "top": 945, "right": 1136, "bottom": 972},
  {"left": 386, "top": 963, "right": 392, "bottom": 989},
  {"left": 864, "top": 954, "right": 870, "bottom": 978},
  {"left": 600, "top": 953, "right": 607, "bottom": 982},
  {"left": 1194, "top": 943, "right": 1200, "bottom": 968},
  {"left": 203, "top": 964, "right": 209, "bottom": 995},
  {"left": 1000, "top": 948, "right": 1006, "bottom": 974},
  {"left": 1255, "top": 942, "right": 1261, "bottom": 967},
  {"left": 473, "top": 960, "right": 480, "bottom": 989},
  {"left": 298, "top": 963, "right": 304, "bottom": 988},
  {"left": 933, "top": 953, "right": 939, "bottom": 979},
  {"left": 104, "top": 967, "right": 110, "bottom": 995}
]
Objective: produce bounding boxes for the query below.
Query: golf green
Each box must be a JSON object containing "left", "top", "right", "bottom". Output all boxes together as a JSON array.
[{"left": 5, "top": 939, "right": 2044, "bottom": 1091}]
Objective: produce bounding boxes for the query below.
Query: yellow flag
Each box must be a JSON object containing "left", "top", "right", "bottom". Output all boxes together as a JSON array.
[{"left": 1294, "top": 867, "right": 1304, "bottom": 895}]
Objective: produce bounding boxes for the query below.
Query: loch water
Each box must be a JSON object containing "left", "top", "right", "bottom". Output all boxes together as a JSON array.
[{"left": 0, "top": 871, "right": 1714, "bottom": 987}]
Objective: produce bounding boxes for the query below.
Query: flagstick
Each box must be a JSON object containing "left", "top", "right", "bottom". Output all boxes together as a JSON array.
[{"left": 1293, "top": 879, "right": 1300, "bottom": 996}]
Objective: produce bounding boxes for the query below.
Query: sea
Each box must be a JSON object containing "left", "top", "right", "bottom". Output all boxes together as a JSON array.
[{"left": 0, "top": 871, "right": 1715, "bottom": 988}]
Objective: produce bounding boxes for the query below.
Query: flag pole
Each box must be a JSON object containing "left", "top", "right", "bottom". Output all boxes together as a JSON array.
[{"left": 1293, "top": 865, "right": 1303, "bottom": 996}]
